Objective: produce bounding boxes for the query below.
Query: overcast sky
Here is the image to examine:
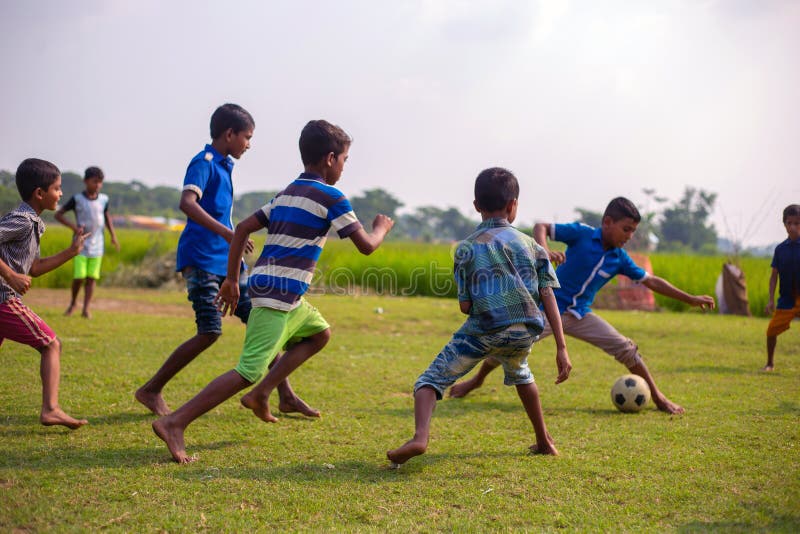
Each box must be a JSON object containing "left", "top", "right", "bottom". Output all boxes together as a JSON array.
[{"left": 1, "top": 0, "right": 797, "bottom": 247}]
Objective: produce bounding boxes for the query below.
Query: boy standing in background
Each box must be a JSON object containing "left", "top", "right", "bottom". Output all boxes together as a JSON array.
[
  {"left": 763, "top": 204, "right": 800, "bottom": 371},
  {"left": 55, "top": 166, "right": 119, "bottom": 318}
]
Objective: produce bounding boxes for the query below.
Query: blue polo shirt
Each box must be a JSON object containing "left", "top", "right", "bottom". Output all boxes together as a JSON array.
[
  {"left": 551, "top": 222, "right": 647, "bottom": 318},
  {"left": 771, "top": 237, "right": 800, "bottom": 309},
  {"left": 176, "top": 144, "right": 236, "bottom": 276}
]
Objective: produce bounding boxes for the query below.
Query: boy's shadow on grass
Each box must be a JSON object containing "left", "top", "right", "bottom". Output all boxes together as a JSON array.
[
  {"left": 168, "top": 451, "right": 523, "bottom": 484},
  {"left": 0, "top": 436, "right": 239, "bottom": 469},
  {"left": 377, "top": 400, "right": 619, "bottom": 418}
]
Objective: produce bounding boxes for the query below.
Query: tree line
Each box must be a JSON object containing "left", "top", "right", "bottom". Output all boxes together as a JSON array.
[{"left": 0, "top": 169, "right": 718, "bottom": 251}]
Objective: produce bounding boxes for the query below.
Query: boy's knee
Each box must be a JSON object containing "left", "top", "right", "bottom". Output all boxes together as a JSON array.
[
  {"left": 611, "top": 340, "right": 641, "bottom": 368},
  {"left": 313, "top": 328, "right": 331, "bottom": 348},
  {"left": 199, "top": 332, "right": 221, "bottom": 345},
  {"left": 39, "top": 337, "right": 61, "bottom": 355}
]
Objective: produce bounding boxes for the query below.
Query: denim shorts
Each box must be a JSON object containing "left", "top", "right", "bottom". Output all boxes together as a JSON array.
[
  {"left": 183, "top": 267, "right": 252, "bottom": 335},
  {"left": 415, "top": 324, "right": 535, "bottom": 399}
]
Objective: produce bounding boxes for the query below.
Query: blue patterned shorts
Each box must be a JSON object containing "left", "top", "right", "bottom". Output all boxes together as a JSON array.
[
  {"left": 183, "top": 267, "right": 252, "bottom": 335},
  {"left": 415, "top": 324, "right": 535, "bottom": 399}
]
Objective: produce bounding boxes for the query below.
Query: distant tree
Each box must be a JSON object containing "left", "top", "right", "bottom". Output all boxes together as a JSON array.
[
  {"left": 396, "top": 205, "right": 477, "bottom": 241},
  {"left": 350, "top": 188, "right": 403, "bottom": 228},
  {"left": 574, "top": 207, "right": 602, "bottom": 228},
  {"left": 0, "top": 170, "right": 18, "bottom": 214},
  {"left": 234, "top": 191, "right": 278, "bottom": 222},
  {"left": 657, "top": 187, "right": 717, "bottom": 253}
]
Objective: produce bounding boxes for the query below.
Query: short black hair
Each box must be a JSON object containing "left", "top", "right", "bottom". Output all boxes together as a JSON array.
[
  {"left": 603, "top": 197, "right": 641, "bottom": 223},
  {"left": 784, "top": 204, "right": 800, "bottom": 222},
  {"left": 210, "top": 103, "right": 255, "bottom": 139},
  {"left": 84, "top": 166, "right": 104, "bottom": 181},
  {"left": 16, "top": 158, "right": 60, "bottom": 201},
  {"left": 474, "top": 167, "right": 519, "bottom": 211},
  {"left": 299, "top": 120, "right": 352, "bottom": 166}
]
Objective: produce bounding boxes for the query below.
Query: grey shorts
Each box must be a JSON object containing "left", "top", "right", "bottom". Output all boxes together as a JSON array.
[
  {"left": 415, "top": 324, "right": 535, "bottom": 400},
  {"left": 539, "top": 312, "right": 642, "bottom": 368}
]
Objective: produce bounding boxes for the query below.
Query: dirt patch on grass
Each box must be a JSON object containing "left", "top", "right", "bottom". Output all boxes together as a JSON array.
[{"left": 22, "top": 288, "right": 193, "bottom": 318}]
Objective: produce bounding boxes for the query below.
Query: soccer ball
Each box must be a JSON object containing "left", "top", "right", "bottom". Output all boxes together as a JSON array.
[{"left": 611, "top": 374, "right": 651, "bottom": 413}]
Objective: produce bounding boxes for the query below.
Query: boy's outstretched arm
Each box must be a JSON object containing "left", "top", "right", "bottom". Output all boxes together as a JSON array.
[
  {"left": 642, "top": 275, "right": 715, "bottom": 310},
  {"left": 349, "top": 214, "right": 394, "bottom": 255},
  {"left": 180, "top": 190, "right": 254, "bottom": 254},
  {"left": 216, "top": 214, "right": 263, "bottom": 316},
  {"left": 29, "top": 230, "right": 90, "bottom": 277},
  {"left": 540, "top": 286, "right": 571, "bottom": 384},
  {"left": 533, "top": 223, "right": 565, "bottom": 264}
]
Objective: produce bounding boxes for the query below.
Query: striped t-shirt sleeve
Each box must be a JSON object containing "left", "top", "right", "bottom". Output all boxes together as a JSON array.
[{"left": 328, "top": 196, "right": 361, "bottom": 238}]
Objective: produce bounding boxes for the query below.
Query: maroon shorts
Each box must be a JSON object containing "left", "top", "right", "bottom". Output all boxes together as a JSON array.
[{"left": 0, "top": 298, "right": 56, "bottom": 349}]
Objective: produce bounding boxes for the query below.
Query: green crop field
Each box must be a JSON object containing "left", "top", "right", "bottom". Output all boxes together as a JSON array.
[
  {"left": 33, "top": 228, "right": 772, "bottom": 315},
  {"left": 1, "top": 288, "right": 797, "bottom": 531}
]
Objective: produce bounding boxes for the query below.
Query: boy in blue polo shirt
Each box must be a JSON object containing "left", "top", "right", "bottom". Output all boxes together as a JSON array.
[
  {"left": 136, "top": 104, "right": 315, "bottom": 420},
  {"left": 450, "top": 197, "right": 715, "bottom": 414},
  {"left": 763, "top": 204, "right": 800, "bottom": 371},
  {"left": 152, "top": 119, "right": 394, "bottom": 463},
  {"left": 387, "top": 167, "right": 571, "bottom": 467}
]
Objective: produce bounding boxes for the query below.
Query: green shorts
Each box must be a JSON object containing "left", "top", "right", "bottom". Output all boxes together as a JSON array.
[
  {"left": 235, "top": 299, "right": 330, "bottom": 383},
  {"left": 73, "top": 255, "right": 102, "bottom": 280}
]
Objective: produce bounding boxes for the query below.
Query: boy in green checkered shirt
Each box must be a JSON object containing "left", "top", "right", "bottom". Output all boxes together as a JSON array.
[{"left": 387, "top": 167, "right": 572, "bottom": 467}]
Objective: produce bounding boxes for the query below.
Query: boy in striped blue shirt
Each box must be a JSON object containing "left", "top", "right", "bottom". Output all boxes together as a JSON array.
[
  {"left": 387, "top": 168, "right": 572, "bottom": 467},
  {"left": 152, "top": 120, "right": 394, "bottom": 463}
]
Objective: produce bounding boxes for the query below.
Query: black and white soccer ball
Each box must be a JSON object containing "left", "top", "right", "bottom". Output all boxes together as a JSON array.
[{"left": 611, "top": 374, "right": 651, "bottom": 413}]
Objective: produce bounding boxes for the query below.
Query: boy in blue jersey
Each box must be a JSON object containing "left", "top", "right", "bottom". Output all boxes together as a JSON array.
[
  {"left": 152, "top": 119, "right": 394, "bottom": 463},
  {"left": 763, "top": 204, "right": 800, "bottom": 371},
  {"left": 136, "top": 104, "right": 315, "bottom": 420},
  {"left": 55, "top": 166, "right": 119, "bottom": 319},
  {"left": 387, "top": 168, "right": 572, "bottom": 467},
  {"left": 450, "top": 197, "right": 715, "bottom": 414}
]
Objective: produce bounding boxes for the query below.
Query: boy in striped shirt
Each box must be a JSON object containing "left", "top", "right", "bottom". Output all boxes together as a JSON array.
[
  {"left": 153, "top": 120, "right": 394, "bottom": 463},
  {"left": 0, "top": 158, "right": 90, "bottom": 429}
]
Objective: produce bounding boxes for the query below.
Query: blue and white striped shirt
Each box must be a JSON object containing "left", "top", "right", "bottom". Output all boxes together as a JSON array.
[
  {"left": 248, "top": 173, "right": 362, "bottom": 311},
  {"left": 0, "top": 203, "right": 45, "bottom": 303}
]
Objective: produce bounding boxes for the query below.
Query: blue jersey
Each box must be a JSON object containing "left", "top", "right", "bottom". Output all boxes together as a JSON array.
[
  {"left": 176, "top": 145, "right": 236, "bottom": 276},
  {"left": 248, "top": 173, "right": 362, "bottom": 311},
  {"left": 771, "top": 237, "right": 800, "bottom": 309},
  {"left": 551, "top": 222, "right": 647, "bottom": 318}
]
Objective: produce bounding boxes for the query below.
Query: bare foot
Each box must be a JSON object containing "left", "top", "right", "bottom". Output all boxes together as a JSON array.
[
  {"left": 64, "top": 304, "right": 75, "bottom": 316},
  {"left": 448, "top": 376, "right": 482, "bottom": 399},
  {"left": 387, "top": 439, "right": 427, "bottom": 466},
  {"left": 81, "top": 310, "right": 91, "bottom": 319},
  {"left": 279, "top": 395, "right": 321, "bottom": 418},
  {"left": 240, "top": 392, "right": 278, "bottom": 423},
  {"left": 762, "top": 365, "right": 774, "bottom": 372},
  {"left": 40, "top": 408, "right": 88, "bottom": 429},
  {"left": 135, "top": 387, "right": 171, "bottom": 416},
  {"left": 528, "top": 442, "right": 559, "bottom": 456},
  {"left": 654, "top": 395, "right": 685, "bottom": 415},
  {"left": 152, "top": 417, "right": 195, "bottom": 463}
]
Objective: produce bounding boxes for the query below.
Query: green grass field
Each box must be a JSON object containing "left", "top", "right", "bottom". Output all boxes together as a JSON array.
[{"left": 1, "top": 289, "right": 798, "bottom": 531}]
